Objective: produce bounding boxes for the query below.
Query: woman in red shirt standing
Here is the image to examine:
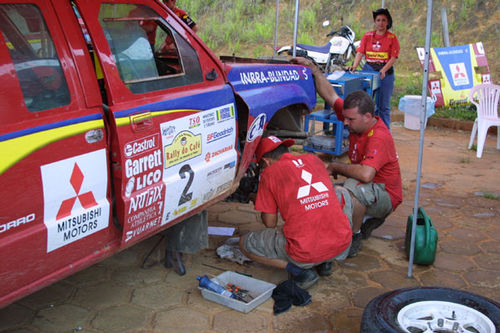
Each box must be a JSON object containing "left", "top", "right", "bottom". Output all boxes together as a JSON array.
[{"left": 348, "top": 8, "right": 400, "bottom": 129}]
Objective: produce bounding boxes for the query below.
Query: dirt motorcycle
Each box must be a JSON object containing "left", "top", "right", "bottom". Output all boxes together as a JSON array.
[{"left": 277, "top": 23, "right": 361, "bottom": 73}]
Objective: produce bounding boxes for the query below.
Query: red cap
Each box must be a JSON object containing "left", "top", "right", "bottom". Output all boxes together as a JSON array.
[{"left": 255, "top": 136, "right": 294, "bottom": 162}]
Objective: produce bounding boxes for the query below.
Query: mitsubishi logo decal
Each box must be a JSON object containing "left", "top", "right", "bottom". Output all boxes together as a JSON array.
[
  {"left": 41, "top": 149, "right": 110, "bottom": 252},
  {"left": 56, "top": 163, "right": 98, "bottom": 220},
  {"left": 297, "top": 170, "right": 328, "bottom": 199}
]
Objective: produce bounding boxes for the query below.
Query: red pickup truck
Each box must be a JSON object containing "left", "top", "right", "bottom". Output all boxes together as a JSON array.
[{"left": 0, "top": 0, "right": 316, "bottom": 307}]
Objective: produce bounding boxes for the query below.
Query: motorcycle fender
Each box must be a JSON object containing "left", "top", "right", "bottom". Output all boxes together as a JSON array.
[
  {"left": 277, "top": 45, "right": 292, "bottom": 55},
  {"left": 329, "top": 36, "right": 350, "bottom": 54}
]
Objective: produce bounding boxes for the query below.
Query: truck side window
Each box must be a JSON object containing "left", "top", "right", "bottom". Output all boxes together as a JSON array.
[
  {"left": 0, "top": 4, "right": 70, "bottom": 112},
  {"left": 99, "top": 4, "right": 203, "bottom": 94}
]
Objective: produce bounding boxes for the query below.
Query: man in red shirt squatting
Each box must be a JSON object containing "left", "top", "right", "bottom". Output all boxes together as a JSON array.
[
  {"left": 239, "top": 136, "right": 353, "bottom": 289},
  {"left": 291, "top": 57, "right": 403, "bottom": 257}
]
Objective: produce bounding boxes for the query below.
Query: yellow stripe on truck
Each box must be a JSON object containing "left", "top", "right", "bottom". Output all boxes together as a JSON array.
[{"left": 0, "top": 119, "right": 105, "bottom": 175}]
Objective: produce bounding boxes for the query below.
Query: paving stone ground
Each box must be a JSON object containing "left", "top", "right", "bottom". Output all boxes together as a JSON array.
[{"left": 1, "top": 123, "right": 499, "bottom": 333}]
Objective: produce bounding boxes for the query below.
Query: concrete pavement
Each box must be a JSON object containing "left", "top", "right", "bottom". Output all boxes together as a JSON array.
[{"left": 1, "top": 123, "right": 499, "bottom": 333}]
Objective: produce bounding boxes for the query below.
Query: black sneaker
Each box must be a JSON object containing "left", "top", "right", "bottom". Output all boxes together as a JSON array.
[
  {"left": 291, "top": 269, "right": 319, "bottom": 289},
  {"left": 316, "top": 262, "right": 333, "bottom": 276},
  {"left": 360, "top": 217, "right": 385, "bottom": 239},
  {"left": 347, "top": 232, "right": 362, "bottom": 258}
]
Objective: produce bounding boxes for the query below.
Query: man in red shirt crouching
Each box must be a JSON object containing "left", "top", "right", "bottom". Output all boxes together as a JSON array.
[
  {"left": 239, "top": 136, "right": 353, "bottom": 289},
  {"left": 290, "top": 57, "right": 403, "bottom": 258}
]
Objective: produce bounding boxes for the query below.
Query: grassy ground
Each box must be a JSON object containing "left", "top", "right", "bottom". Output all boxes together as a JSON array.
[{"left": 180, "top": 0, "right": 498, "bottom": 121}]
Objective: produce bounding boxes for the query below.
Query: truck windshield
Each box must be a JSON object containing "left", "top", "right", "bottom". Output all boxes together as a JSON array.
[{"left": 98, "top": 4, "right": 202, "bottom": 94}]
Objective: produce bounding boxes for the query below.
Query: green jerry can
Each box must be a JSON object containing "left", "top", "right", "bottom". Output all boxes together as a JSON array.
[{"left": 405, "top": 207, "right": 438, "bottom": 265}]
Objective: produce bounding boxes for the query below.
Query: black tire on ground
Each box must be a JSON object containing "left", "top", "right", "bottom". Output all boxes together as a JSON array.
[{"left": 360, "top": 287, "right": 500, "bottom": 333}]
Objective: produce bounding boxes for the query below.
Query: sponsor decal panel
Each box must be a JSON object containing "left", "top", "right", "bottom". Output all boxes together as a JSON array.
[
  {"left": 122, "top": 134, "right": 165, "bottom": 243},
  {"left": 160, "top": 104, "right": 237, "bottom": 225},
  {"left": 164, "top": 131, "right": 202, "bottom": 168},
  {"left": 41, "top": 149, "right": 110, "bottom": 252},
  {"left": 124, "top": 183, "right": 165, "bottom": 243}
]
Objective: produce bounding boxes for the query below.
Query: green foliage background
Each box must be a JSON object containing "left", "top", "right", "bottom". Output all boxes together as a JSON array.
[{"left": 179, "top": 0, "right": 499, "bottom": 119}]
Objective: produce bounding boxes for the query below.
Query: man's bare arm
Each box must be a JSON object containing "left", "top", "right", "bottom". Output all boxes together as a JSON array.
[
  {"left": 328, "top": 162, "right": 376, "bottom": 183},
  {"left": 261, "top": 212, "right": 278, "bottom": 228},
  {"left": 290, "top": 57, "right": 340, "bottom": 108}
]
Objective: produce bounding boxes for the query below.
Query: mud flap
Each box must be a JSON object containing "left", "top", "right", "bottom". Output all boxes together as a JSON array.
[
  {"left": 163, "top": 210, "right": 208, "bottom": 275},
  {"left": 164, "top": 210, "right": 208, "bottom": 253}
]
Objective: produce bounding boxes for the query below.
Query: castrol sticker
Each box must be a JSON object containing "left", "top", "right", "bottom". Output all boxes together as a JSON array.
[
  {"left": 124, "top": 134, "right": 159, "bottom": 158},
  {"left": 41, "top": 149, "right": 110, "bottom": 252}
]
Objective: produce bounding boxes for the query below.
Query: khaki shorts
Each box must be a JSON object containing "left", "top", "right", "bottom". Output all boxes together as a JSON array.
[
  {"left": 343, "top": 178, "right": 393, "bottom": 219},
  {"left": 242, "top": 188, "right": 353, "bottom": 268}
]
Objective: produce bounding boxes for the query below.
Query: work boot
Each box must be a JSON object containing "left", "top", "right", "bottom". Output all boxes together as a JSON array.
[
  {"left": 360, "top": 217, "right": 385, "bottom": 239},
  {"left": 316, "top": 262, "right": 333, "bottom": 276},
  {"left": 291, "top": 269, "right": 319, "bottom": 289},
  {"left": 347, "top": 232, "right": 362, "bottom": 258}
]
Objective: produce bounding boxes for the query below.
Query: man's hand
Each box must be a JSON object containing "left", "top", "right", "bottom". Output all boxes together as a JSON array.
[
  {"left": 327, "top": 162, "right": 339, "bottom": 179},
  {"left": 290, "top": 57, "right": 321, "bottom": 75},
  {"left": 346, "top": 65, "right": 356, "bottom": 72},
  {"left": 248, "top": 192, "right": 257, "bottom": 204}
]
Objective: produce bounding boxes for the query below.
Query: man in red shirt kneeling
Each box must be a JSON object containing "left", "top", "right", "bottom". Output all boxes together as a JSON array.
[
  {"left": 290, "top": 57, "right": 403, "bottom": 258},
  {"left": 239, "top": 136, "right": 353, "bottom": 289}
]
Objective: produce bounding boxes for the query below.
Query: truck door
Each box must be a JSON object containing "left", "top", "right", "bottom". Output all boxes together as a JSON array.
[
  {"left": 0, "top": 1, "right": 114, "bottom": 306},
  {"left": 74, "top": 1, "right": 239, "bottom": 246}
]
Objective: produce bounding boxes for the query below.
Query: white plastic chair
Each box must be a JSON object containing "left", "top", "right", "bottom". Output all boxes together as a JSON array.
[{"left": 468, "top": 83, "right": 500, "bottom": 158}]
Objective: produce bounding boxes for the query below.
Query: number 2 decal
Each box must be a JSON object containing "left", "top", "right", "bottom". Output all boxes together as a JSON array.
[{"left": 178, "top": 164, "right": 194, "bottom": 206}]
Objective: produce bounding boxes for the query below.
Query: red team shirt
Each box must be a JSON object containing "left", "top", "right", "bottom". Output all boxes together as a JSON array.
[
  {"left": 255, "top": 153, "right": 352, "bottom": 263},
  {"left": 333, "top": 100, "right": 402, "bottom": 211},
  {"left": 357, "top": 31, "right": 400, "bottom": 64}
]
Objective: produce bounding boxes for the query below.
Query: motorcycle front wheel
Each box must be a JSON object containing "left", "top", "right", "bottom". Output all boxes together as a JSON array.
[{"left": 361, "top": 287, "right": 500, "bottom": 333}]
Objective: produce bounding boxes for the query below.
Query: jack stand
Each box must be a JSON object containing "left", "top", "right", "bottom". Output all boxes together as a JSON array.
[{"left": 164, "top": 248, "right": 186, "bottom": 276}]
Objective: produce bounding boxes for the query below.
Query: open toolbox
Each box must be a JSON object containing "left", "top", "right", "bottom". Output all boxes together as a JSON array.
[{"left": 198, "top": 271, "right": 276, "bottom": 313}]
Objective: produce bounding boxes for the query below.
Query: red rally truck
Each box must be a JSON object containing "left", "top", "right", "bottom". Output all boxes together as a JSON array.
[{"left": 0, "top": 0, "right": 316, "bottom": 307}]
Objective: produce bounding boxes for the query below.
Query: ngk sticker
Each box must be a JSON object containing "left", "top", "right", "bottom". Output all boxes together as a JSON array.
[{"left": 41, "top": 149, "right": 110, "bottom": 252}]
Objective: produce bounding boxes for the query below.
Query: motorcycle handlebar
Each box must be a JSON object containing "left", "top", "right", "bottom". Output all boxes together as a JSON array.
[
  {"left": 326, "top": 30, "right": 337, "bottom": 37},
  {"left": 326, "top": 26, "right": 350, "bottom": 38}
]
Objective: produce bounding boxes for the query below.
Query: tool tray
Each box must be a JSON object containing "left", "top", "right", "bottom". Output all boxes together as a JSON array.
[{"left": 198, "top": 271, "right": 276, "bottom": 313}]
